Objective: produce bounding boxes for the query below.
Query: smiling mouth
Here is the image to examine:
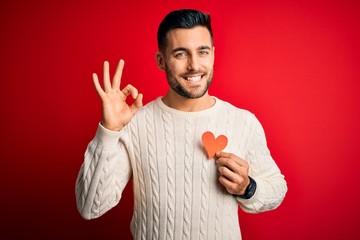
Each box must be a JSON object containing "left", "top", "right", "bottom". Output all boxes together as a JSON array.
[{"left": 184, "top": 74, "right": 204, "bottom": 82}]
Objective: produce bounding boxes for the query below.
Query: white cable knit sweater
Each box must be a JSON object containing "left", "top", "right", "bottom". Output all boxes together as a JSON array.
[{"left": 76, "top": 97, "right": 287, "bottom": 240}]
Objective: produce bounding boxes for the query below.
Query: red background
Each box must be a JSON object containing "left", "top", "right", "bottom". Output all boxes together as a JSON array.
[{"left": 1, "top": 0, "right": 359, "bottom": 239}]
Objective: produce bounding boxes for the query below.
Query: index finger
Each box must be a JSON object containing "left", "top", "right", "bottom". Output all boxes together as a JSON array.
[
  {"left": 112, "top": 59, "right": 125, "bottom": 89},
  {"left": 216, "top": 152, "right": 247, "bottom": 167},
  {"left": 92, "top": 73, "right": 105, "bottom": 98}
]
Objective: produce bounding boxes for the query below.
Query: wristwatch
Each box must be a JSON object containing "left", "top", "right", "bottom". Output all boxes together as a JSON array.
[{"left": 233, "top": 176, "right": 257, "bottom": 199}]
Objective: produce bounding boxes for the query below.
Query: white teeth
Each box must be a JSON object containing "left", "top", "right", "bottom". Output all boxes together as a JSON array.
[{"left": 186, "top": 76, "right": 201, "bottom": 81}]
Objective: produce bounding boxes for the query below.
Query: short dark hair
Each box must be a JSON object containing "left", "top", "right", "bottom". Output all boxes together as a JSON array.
[{"left": 157, "top": 9, "right": 213, "bottom": 51}]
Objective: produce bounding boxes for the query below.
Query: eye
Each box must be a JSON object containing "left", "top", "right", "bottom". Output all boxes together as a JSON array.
[
  {"left": 175, "top": 52, "right": 187, "bottom": 58},
  {"left": 199, "top": 50, "right": 209, "bottom": 56}
]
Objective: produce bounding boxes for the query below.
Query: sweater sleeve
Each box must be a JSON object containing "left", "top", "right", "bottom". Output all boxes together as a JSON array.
[
  {"left": 75, "top": 123, "right": 132, "bottom": 219},
  {"left": 236, "top": 114, "right": 287, "bottom": 213}
]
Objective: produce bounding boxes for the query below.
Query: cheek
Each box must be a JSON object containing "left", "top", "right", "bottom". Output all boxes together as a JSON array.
[
  {"left": 168, "top": 60, "right": 185, "bottom": 74},
  {"left": 202, "top": 57, "right": 214, "bottom": 69},
  {"left": 207, "top": 61, "right": 214, "bottom": 69}
]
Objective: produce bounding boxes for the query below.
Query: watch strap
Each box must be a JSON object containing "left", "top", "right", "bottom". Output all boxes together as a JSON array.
[{"left": 233, "top": 176, "right": 257, "bottom": 199}]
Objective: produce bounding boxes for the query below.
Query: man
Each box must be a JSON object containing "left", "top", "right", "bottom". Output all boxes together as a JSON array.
[{"left": 76, "top": 9, "right": 287, "bottom": 240}]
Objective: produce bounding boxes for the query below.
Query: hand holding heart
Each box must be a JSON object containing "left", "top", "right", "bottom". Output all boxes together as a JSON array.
[
  {"left": 215, "top": 152, "right": 250, "bottom": 196},
  {"left": 202, "top": 131, "right": 250, "bottom": 195}
]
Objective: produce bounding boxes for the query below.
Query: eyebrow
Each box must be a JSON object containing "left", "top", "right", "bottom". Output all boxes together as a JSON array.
[
  {"left": 198, "top": 45, "right": 212, "bottom": 50},
  {"left": 172, "top": 45, "right": 212, "bottom": 54}
]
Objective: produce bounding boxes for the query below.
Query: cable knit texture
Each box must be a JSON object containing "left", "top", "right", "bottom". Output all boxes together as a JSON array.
[{"left": 75, "top": 97, "right": 287, "bottom": 240}]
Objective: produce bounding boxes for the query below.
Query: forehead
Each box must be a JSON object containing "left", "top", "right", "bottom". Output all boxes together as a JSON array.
[{"left": 166, "top": 26, "right": 212, "bottom": 50}]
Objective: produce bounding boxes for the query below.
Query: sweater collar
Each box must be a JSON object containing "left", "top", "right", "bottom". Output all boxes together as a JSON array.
[{"left": 155, "top": 96, "right": 221, "bottom": 118}]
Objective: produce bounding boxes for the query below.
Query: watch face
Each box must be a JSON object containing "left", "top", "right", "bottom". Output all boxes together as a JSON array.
[{"left": 246, "top": 176, "right": 257, "bottom": 198}]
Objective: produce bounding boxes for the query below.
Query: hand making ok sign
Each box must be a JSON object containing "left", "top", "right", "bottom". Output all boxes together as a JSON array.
[{"left": 92, "top": 59, "right": 143, "bottom": 131}]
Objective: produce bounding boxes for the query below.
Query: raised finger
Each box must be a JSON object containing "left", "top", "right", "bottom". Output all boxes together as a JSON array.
[
  {"left": 103, "top": 61, "right": 111, "bottom": 92},
  {"left": 92, "top": 73, "right": 105, "bottom": 98},
  {"left": 112, "top": 59, "right": 125, "bottom": 90}
]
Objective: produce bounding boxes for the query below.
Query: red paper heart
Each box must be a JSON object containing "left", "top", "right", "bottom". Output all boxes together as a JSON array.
[{"left": 201, "top": 131, "right": 228, "bottom": 159}]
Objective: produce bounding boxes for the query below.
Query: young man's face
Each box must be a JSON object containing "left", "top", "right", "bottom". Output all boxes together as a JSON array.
[{"left": 158, "top": 26, "right": 215, "bottom": 99}]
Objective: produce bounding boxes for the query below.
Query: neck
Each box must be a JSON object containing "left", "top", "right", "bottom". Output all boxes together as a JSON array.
[{"left": 162, "top": 90, "right": 215, "bottom": 112}]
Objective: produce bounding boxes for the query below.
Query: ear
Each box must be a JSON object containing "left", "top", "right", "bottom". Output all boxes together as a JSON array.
[
  {"left": 156, "top": 51, "right": 165, "bottom": 71},
  {"left": 213, "top": 46, "right": 215, "bottom": 59}
]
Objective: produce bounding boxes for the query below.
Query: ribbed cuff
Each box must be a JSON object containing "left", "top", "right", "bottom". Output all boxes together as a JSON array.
[{"left": 93, "top": 123, "right": 127, "bottom": 150}]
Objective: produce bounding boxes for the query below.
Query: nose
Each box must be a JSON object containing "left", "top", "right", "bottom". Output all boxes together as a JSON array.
[{"left": 187, "top": 54, "right": 200, "bottom": 71}]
